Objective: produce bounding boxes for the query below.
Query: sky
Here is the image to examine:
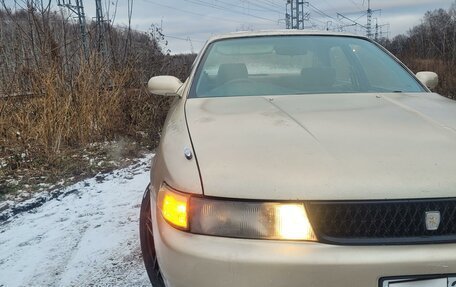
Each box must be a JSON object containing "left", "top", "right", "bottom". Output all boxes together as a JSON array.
[{"left": 7, "top": 0, "right": 456, "bottom": 53}]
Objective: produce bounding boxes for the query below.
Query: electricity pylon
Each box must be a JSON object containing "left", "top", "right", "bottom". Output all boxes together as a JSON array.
[{"left": 57, "top": 0, "right": 88, "bottom": 59}]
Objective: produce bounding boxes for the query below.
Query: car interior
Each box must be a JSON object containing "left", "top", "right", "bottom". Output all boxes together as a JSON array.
[{"left": 192, "top": 36, "right": 424, "bottom": 98}]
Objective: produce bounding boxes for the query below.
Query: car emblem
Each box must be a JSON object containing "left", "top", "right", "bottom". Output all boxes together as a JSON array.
[{"left": 425, "top": 211, "right": 441, "bottom": 231}]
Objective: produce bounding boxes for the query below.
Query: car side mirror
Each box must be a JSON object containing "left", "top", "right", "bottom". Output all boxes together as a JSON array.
[
  {"left": 147, "top": 76, "right": 183, "bottom": 96},
  {"left": 416, "top": 71, "right": 438, "bottom": 90}
]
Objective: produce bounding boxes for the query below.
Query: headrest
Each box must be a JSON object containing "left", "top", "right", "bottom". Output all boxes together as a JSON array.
[{"left": 217, "top": 63, "right": 248, "bottom": 83}]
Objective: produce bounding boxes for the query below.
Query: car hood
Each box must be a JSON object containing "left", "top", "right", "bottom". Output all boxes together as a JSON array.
[{"left": 185, "top": 93, "right": 456, "bottom": 200}]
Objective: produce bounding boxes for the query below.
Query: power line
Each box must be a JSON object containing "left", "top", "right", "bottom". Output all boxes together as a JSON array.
[
  {"left": 130, "top": 26, "right": 206, "bottom": 44},
  {"left": 241, "top": 0, "right": 283, "bottom": 13},
  {"left": 309, "top": 16, "right": 327, "bottom": 25},
  {"left": 141, "top": 0, "right": 206, "bottom": 17},
  {"left": 349, "top": 0, "right": 364, "bottom": 11},
  {"left": 318, "top": 0, "right": 337, "bottom": 11},
  {"left": 333, "top": 0, "right": 388, "bottom": 38},
  {"left": 258, "top": 0, "right": 284, "bottom": 10},
  {"left": 142, "top": 0, "right": 251, "bottom": 25},
  {"left": 354, "top": 12, "right": 368, "bottom": 22},
  {"left": 122, "top": 25, "right": 206, "bottom": 54},
  {"left": 285, "top": 1, "right": 348, "bottom": 30},
  {"left": 163, "top": 34, "right": 206, "bottom": 44},
  {"left": 141, "top": 0, "right": 275, "bottom": 26},
  {"left": 308, "top": 3, "right": 336, "bottom": 21},
  {"left": 182, "top": 0, "right": 279, "bottom": 23},
  {"left": 337, "top": 12, "right": 366, "bottom": 28}
]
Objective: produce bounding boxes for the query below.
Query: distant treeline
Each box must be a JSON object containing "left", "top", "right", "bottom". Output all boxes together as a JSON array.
[{"left": 379, "top": 2, "right": 456, "bottom": 98}]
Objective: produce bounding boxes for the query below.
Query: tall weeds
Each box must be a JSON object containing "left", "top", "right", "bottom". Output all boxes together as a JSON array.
[
  {"left": 0, "top": 57, "right": 159, "bottom": 164},
  {"left": 0, "top": 4, "right": 194, "bottom": 173},
  {"left": 380, "top": 4, "right": 456, "bottom": 99}
]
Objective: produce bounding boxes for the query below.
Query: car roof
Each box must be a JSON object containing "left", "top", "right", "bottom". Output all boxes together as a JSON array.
[{"left": 206, "top": 29, "right": 366, "bottom": 43}]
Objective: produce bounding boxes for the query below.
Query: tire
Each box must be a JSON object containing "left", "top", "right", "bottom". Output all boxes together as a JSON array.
[{"left": 140, "top": 185, "right": 166, "bottom": 287}]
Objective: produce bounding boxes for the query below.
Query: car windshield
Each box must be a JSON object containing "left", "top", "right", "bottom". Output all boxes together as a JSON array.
[{"left": 190, "top": 35, "right": 425, "bottom": 98}]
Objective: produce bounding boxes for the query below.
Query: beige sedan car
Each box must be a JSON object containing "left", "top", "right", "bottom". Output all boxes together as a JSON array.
[{"left": 139, "top": 30, "right": 456, "bottom": 287}]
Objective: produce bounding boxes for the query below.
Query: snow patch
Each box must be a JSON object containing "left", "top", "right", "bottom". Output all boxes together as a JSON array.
[{"left": 0, "top": 154, "right": 154, "bottom": 287}]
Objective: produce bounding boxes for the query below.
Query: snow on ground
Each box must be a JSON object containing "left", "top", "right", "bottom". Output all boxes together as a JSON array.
[{"left": 0, "top": 155, "right": 154, "bottom": 287}]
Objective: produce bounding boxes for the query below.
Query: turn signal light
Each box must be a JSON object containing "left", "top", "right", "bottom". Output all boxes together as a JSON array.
[{"left": 158, "top": 184, "right": 190, "bottom": 230}]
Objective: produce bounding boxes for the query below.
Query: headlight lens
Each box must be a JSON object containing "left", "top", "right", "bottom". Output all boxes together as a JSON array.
[{"left": 158, "top": 184, "right": 317, "bottom": 241}]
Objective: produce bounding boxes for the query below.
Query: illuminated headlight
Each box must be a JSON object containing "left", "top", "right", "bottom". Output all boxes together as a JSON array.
[{"left": 158, "top": 184, "right": 317, "bottom": 241}]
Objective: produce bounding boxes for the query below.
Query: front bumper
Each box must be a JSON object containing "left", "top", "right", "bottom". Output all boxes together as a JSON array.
[{"left": 153, "top": 210, "right": 456, "bottom": 287}]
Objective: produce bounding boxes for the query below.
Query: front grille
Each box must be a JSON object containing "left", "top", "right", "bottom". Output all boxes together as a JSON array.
[{"left": 305, "top": 198, "right": 456, "bottom": 245}]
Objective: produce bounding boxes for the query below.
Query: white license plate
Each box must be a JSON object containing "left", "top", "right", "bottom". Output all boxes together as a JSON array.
[{"left": 381, "top": 276, "right": 456, "bottom": 287}]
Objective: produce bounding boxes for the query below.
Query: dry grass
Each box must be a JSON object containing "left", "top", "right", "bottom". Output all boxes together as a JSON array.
[
  {"left": 0, "top": 55, "right": 172, "bottom": 193},
  {"left": 0, "top": 8, "right": 191, "bottom": 198}
]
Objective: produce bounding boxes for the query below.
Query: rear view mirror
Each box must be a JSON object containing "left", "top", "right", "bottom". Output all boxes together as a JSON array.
[
  {"left": 416, "top": 71, "right": 438, "bottom": 90},
  {"left": 147, "top": 76, "right": 182, "bottom": 96}
]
